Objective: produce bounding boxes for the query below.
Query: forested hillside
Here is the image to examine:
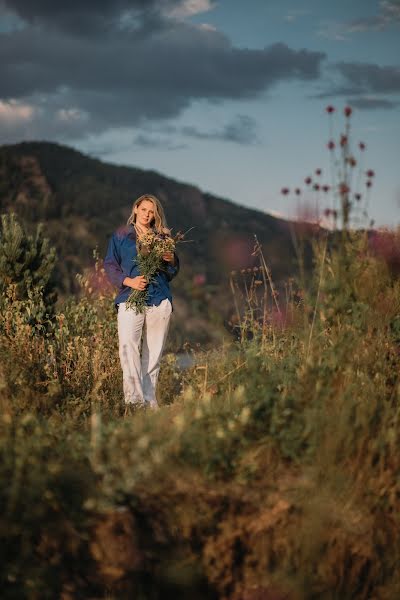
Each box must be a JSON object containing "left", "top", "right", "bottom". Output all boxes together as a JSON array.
[{"left": 0, "top": 141, "right": 297, "bottom": 345}]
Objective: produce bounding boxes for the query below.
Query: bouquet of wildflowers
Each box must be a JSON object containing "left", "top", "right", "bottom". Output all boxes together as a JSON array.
[{"left": 125, "top": 229, "right": 183, "bottom": 313}]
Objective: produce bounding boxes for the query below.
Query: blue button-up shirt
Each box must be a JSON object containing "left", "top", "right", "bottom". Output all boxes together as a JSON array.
[{"left": 104, "top": 224, "right": 179, "bottom": 308}]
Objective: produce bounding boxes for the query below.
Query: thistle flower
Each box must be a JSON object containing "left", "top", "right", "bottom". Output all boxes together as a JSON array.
[
  {"left": 304, "top": 176, "right": 312, "bottom": 185},
  {"left": 347, "top": 156, "right": 357, "bottom": 167},
  {"left": 344, "top": 106, "right": 352, "bottom": 117},
  {"left": 326, "top": 105, "right": 335, "bottom": 114},
  {"left": 359, "top": 142, "right": 366, "bottom": 151},
  {"left": 327, "top": 140, "right": 335, "bottom": 150},
  {"left": 193, "top": 273, "right": 206, "bottom": 286},
  {"left": 281, "top": 187, "right": 290, "bottom": 195}
]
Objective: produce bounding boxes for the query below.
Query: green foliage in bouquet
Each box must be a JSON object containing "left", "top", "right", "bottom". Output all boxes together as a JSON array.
[{"left": 125, "top": 230, "right": 182, "bottom": 313}]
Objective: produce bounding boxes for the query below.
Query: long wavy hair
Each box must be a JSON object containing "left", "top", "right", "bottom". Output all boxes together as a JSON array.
[{"left": 127, "top": 194, "right": 169, "bottom": 234}]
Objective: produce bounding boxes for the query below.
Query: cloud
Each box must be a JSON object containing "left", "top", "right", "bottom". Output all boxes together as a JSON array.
[
  {"left": 336, "top": 62, "right": 400, "bottom": 94},
  {"left": 312, "top": 61, "right": 400, "bottom": 109},
  {"left": 284, "top": 9, "right": 310, "bottom": 23},
  {"left": 0, "top": 99, "right": 35, "bottom": 124},
  {"left": 0, "top": 2, "right": 325, "bottom": 143},
  {"left": 0, "top": 0, "right": 215, "bottom": 36},
  {"left": 318, "top": 1, "right": 400, "bottom": 40},
  {"left": 317, "top": 20, "right": 350, "bottom": 42},
  {"left": 345, "top": 96, "right": 399, "bottom": 110},
  {"left": 133, "top": 133, "right": 186, "bottom": 150},
  {"left": 0, "top": 0, "right": 163, "bottom": 35},
  {"left": 347, "top": 0, "right": 400, "bottom": 33},
  {"left": 164, "top": 0, "right": 216, "bottom": 19},
  {"left": 182, "top": 115, "right": 259, "bottom": 145}
]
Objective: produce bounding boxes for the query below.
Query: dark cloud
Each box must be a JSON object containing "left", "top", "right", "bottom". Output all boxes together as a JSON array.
[
  {"left": 337, "top": 62, "right": 400, "bottom": 94},
  {"left": 0, "top": 0, "right": 168, "bottom": 35},
  {"left": 345, "top": 97, "right": 399, "bottom": 110},
  {"left": 182, "top": 115, "right": 259, "bottom": 145},
  {"left": 0, "top": 1, "right": 325, "bottom": 143},
  {"left": 312, "top": 61, "right": 400, "bottom": 108}
]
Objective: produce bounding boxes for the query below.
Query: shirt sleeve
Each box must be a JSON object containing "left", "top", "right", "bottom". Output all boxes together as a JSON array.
[
  {"left": 165, "top": 252, "right": 180, "bottom": 282},
  {"left": 104, "top": 233, "right": 126, "bottom": 288}
]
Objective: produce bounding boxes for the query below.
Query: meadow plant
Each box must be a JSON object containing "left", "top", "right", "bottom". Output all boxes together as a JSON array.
[{"left": 0, "top": 107, "right": 400, "bottom": 598}]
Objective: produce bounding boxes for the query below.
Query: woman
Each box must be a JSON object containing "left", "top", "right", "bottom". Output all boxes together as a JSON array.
[{"left": 104, "top": 194, "right": 179, "bottom": 410}]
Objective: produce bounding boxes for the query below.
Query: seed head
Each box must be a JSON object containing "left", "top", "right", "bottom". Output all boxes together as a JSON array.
[{"left": 347, "top": 156, "right": 357, "bottom": 167}]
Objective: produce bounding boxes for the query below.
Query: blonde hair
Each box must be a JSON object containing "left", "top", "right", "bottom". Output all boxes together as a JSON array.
[{"left": 127, "top": 194, "right": 168, "bottom": 234}]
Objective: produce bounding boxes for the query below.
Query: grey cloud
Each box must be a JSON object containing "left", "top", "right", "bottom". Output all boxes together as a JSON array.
[
  {"left": 313, "top": 86, "right": 366, "bottom": 99},
  {"left": 345, "top": 97, "right": 399, "bottom": 110},
  {"left": 0, "top": 12, "right": 325, "bottom": 143},
  {"left": 347, "top": 0, "right": 400, "bottom": 32},
  {"left": 0, "top": 0, "right": 171, "bottom": 35},
  {"left": 84, "top": 133, "right": 186, "bottom": 157},
  {"left": 319, "top": 1, "right": 400, "bottom": 40},
  {"left": 336, "top": 62, "right": 400, "bottom": 94},
  {"left": 133, "top": 133, "right": 186, "bottom": 150},
  {"left": 347, "top": 16, "right": 387, "bottom": 32},
  {"left": 312, "top": 61, "right": 400, "bottom": 108},
  {"left": 1, "top": 27, "right": 323, "bottom": 100},
  {"left": 182, "top": 115, "right": 259, "bottom": 145}
]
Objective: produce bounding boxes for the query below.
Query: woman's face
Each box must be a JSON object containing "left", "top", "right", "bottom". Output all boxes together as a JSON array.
[{"left": 135, "top": 199, "right": 155, "bottom": 228}]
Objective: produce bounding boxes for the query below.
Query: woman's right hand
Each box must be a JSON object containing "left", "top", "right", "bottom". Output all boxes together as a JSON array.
[{"left": 123, "top": 276, "right": 148, "bottom": 290}]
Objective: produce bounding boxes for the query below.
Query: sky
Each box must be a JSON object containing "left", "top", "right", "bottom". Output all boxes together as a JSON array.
[{"left": 0, "top": 0, "right": 399, "bottom": 227}]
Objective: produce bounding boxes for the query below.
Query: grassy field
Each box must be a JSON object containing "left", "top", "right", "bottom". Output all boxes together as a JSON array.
[{"left": 1, "top": 226, "right": 399, "bottom": 599}]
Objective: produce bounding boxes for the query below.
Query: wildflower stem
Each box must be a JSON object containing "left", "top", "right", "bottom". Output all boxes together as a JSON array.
[{"left": 306, "top": 234, "right": 328, "bottom": 361}]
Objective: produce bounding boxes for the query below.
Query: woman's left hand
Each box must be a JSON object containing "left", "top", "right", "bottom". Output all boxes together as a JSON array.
[{"left": 162, "top": 252, "right": 175, "bottom": 263}]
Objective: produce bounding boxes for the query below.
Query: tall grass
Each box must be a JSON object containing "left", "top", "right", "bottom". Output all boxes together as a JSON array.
[
  {"left": 0, "top": 226, "right": 399, "bottom": 599},
  {"left": 1, "top": 107, "right": 400, "bottom": 599}
]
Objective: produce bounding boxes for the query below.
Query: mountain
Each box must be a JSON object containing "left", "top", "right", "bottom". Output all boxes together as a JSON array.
[{"left": 0, "top": 141, "right": 298, "bottom": 345}]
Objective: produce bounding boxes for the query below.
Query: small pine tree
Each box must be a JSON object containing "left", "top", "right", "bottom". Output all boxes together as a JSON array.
[{"left": 0, "top": 212, "right": 57, "bottom": 315}]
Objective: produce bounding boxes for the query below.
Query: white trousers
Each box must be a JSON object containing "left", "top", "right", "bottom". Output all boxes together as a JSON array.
[{"left": 117, "top": 298, "right": 172, "bottom": 407}]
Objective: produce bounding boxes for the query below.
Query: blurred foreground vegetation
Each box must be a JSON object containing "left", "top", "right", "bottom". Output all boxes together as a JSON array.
[{"left": 0, "top": 216, "right": 400, "bottom": 599}]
